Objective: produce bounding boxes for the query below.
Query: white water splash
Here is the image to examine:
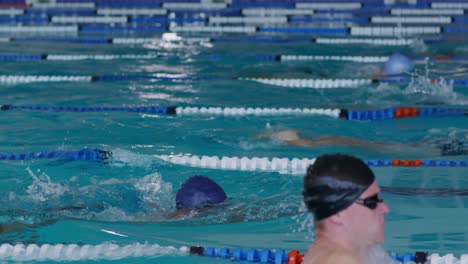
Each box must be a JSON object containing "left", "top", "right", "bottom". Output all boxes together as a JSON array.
[
  {"left": 291, "top": 203, "right": 315, "bottom": 241},
  {"left": 366, "top": 245, "right": 398, "bottom": 264},
  {"left": 422, "top": 127, "right": 468, "bottom": 144},
  {"left": 290, "top": 205, "right": 396, "bottom": 264},
  {"left": 409, "top": 38, "right": 428, "bottom": 53},
  {"left": 405, "top": 76, "right": 458, "bottom": 99},
  {"left": 370, "top": 71, "right": 468, "bottom": 106},
  {"left": 403, "top": 59, "right": 468, "bottom": 105},
  {"left": 238, "top": 139, "right": 277, "bottom": 150},
  {"left": 142, "top": 33, "right": 212, "bottom": 51},
  {"left": 134, "top": 173, "right": 174, "bottom": 212},
  {"left": 86, "top": 207, "right": 134, "bottom": 222},
  {"left": 26, "top": 168, "right": 68, "bottom": 202}
]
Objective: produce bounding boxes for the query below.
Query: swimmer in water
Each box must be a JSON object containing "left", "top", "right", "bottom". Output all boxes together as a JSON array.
[
  {"left": 302, "top": 153, "right": 392, "bottom": 264},
  {"left": 383, "top": 53, "right": 414, "bottom": 76},
  {"left": 169, "top": 175, "right": 227, "bottom": 217},
  {"left": 0, "top": 175, "right": 228, "bottom": 234},
  {"left": 257, "top": 128, "right": 467, "bottom": 157}
]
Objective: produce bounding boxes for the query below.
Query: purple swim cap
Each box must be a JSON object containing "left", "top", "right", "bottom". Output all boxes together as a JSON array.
[{"left": 175, "top": 176, "right": 227, "bottom": 210}]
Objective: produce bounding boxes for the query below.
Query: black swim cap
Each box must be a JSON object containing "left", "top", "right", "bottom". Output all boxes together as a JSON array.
[{"left": 303, "top": 154, "right": 375, "bottom": 221}]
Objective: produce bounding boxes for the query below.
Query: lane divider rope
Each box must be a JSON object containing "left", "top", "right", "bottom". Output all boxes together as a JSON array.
[
  {"left": 1, "top": 54, "right": 466, "bottom": 63},
  {"left": 0, "top": 242, "right": 187, "bottom": 261},
  {"left": 0, "top": 242, "right": 465, "bottom": 264},
  {"left": 0, "top": 54, "right": 162, "bottom": 61},
  {"left": 0, "top": 37, "right": 422, "bottom": 46},
  {"left": 1, "top": 105, "right": 466, "bottom": 120},
  {"left": 1, "top": 75, "right": 461, "bottom": 88},
  {"left": 155, "top": 154, "right": 468, "bottom": 175},
  {"left": 0, "top": 149, "right": 466, "bottom": 170}
]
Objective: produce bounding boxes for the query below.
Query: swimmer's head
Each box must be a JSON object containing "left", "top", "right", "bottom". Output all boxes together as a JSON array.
[
  {"left": 383, "top": 53, "right": 413, "bottom": 76},
  {"left": 175, "top": 176, "right": 227, "bottom": 210},
  {"left": 303, "top": 153, "right": 375, "bottom": 221}
]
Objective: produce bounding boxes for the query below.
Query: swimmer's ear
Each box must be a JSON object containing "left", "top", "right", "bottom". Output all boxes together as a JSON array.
[{"left": 328, "top": 213, "right": 345, "bottom": 225}]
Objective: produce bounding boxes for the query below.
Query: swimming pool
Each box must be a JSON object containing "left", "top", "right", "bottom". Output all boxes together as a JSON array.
[{"left": 0, "top": 1, "right": 467, "bottom": 263}]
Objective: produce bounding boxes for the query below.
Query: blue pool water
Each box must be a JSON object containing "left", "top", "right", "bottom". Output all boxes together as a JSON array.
[{"left": 0, "top": 33, "right": 467, "bottom": 263}]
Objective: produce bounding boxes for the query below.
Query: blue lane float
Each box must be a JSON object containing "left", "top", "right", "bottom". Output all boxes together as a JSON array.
[
  {"left": 190, "top": 245, "right": 429, "bottom": 264},
  {"left": 0, "top": 16, "right": 49, "bottom": 23},
  {"left": 1, "top": 104, "right": 176, "bottom": 115},
  {"left": 191, "top": 246, "right": 289, "bottom": 264},
  {"left": 0, "top": 149, "right": 110, "bottom": 162}
]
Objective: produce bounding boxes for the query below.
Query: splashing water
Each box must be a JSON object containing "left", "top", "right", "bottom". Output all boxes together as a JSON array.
[
  {"left": 404, "top": 75, "right": 463, "bottom": 103},
  {"left": 291, "top": 203, "right": 315, "bottom": 241},
  {"left": 20, "top": 167, "right": 176, "bottom": 222},
  {"left": 369, "top": 65, "right": 468, "bottom": 106},
  {"left": 409, "top": 39, "right": 428, "bottom": 53},
  {"left": 26, "top": 168, "right": 69, "bottom": 203},
  {"left": 134, "top": 173, "right": 174, "bottom": 213},
  {"left": 289, "top": 204, "right": 397, "bottom": 264},
  {"left": 82, "top": 207, "right": 134, "bottom": 222},
  {"left": 366, "top": 245, "right": 398, "bottom": 264},
  {"left": 110, "top": 148, "right": 157, "bottom": 168},
  {"left": 422, "top": 127, "right": 468, "bottom": 146},
  {"left": 142, "top": 33, "right": 212, "bottom": 52},
  {"left": 403, "top": 59, "right": 468, "bottom": 105}
]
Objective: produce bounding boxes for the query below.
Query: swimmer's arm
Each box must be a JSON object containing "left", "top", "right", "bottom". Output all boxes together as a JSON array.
[
  {"left": 45, "top": 204, "right": 104, "bottom": 212},
  {"left": 0, "top": 219, "right": 57, "bottom": 234},
  {"left": 284, "top": 136, "right": 383, "bottom": 149},
  {"left": 254, "top": 133, "right": 272, "bottom": 140},
  {"left": 0, "top": 204, "right": 104, "bottom": 234}
]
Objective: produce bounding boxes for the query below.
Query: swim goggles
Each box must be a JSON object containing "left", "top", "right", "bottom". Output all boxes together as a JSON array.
[{"left": 354, "top": 193, "right": 383, "bottom": 210}]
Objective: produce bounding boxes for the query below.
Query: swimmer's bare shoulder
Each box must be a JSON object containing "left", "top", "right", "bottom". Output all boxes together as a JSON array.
[
  {"left": 303, "top": 252, "right": 360, "bottom": 264},
  {"left": 303, "top": 244, "right": 360, "bottom": 264},
  {"left": 325, "top": 252, "right": 360, "bottom": 264}
]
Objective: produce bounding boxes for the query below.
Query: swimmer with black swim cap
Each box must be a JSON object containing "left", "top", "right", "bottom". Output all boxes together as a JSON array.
[{"left": 302, "top": 153, "right": 391, "bottom": 264}]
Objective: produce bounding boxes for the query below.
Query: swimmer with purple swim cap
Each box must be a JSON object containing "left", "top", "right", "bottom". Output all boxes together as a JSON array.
[
  {"left": 383, "top": 53, "right": 414, "bottom": 76},
  {"left": 175, "top": 175, "right": 227, "bottom": 211},
  {"left": 0, "top": 175, "right": 227, "bottom": 233}
]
